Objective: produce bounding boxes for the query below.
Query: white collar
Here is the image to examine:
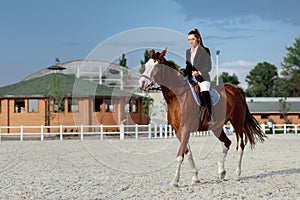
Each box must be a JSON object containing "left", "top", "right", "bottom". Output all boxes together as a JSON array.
[{"left": 190, "top": 45, "right": 199, "bottom": 53}]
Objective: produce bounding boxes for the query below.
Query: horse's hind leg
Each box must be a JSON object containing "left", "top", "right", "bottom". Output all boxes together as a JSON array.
[
  {"left": 186, "top": 144, "right": 200, "bottom": 183},
  {"left": 213, "top": 127, "right": 231, "bottom": 180},
  {"left": 236, "top": 133, "right": 245, "bottom": 177}
]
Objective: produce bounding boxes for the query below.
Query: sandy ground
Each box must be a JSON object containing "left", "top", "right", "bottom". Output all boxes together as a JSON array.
[{"left": 0, "top": 134, "right": 299, "bottom": 199}]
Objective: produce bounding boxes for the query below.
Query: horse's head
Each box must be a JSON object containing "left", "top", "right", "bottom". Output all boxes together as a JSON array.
[{"left": 139, "top": 49, "right": 178, "bottom": 92}]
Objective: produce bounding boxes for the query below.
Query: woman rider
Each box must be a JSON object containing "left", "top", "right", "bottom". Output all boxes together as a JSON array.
[{"left": 180, "top": 28, "right": 214, "bottom": 125}]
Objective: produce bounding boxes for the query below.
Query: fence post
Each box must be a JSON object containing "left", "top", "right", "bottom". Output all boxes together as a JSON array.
[
  {"left": 80, "top": 125, "right": 84, "bottom": 141},
  {"left": 164, "top": 124, "right": 168, "bottom": 138},
  {"left": 100, "top": 124, "right": 103, "bottom": 140},
  {"left": 295, "top": 125, "right": 298, "bottom": 134},
  {"left": 135, "top": 124, "right": 138, "bottom": 140},
  {"left": 148, "top": 124, "right": 151, "bottom": 139},
  {"left": 60, "top": 125, "right": 63, "bottom": 141},
  {"left": 284, "top": 124, "right": 286, "bottom": 134},
  {"left": 41, "top": 125, "right": 44, "bottom": 141},
  {"left": 154, "top": 123, "right": 157, "bottom": 138},
  {"left": 169, "top": 125, "right": 172, "bottom": 137},
  {"left": 20, "top": 125, "right": 23, "bottom": 142},
  {"left": 159, "top": 124, "right": 163, "bottom": 138},
  {"left": 120, "top": 124, "right": 124, "bottom": 140},
  {"left": 272, "top": 124, "right": 275, "bottom": 134}
]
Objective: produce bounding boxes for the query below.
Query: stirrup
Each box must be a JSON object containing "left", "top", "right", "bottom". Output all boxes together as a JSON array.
[{"left": 207, "top": 114, "right": 216, "bottom": 125}]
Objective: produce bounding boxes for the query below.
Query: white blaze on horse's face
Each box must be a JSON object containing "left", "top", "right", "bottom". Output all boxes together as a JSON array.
[{"left": 139, "top": 58, "right": 158, "bottom": 91}]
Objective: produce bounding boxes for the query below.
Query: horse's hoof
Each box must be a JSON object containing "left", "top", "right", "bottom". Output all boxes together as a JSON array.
[
  {"left": 192, "top": 175, "right": 200, "bottom": 184},
  {"left": 219, "top": 170, "right": 226, "bottom": 180},
  {"left": 236, "top": 169, "right": 241, "bottom": 176}
]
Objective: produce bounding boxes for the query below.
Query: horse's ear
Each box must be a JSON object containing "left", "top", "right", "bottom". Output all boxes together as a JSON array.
[
  {"left": 150, "top": 49, "right": 155, "bottom": 58},
  {"left": 159, "top": 48, "right": 167, "bottom": 58}
]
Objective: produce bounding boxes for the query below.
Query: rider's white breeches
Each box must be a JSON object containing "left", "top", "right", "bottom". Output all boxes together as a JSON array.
[{"left": 198, "top": 81, "right": 211, "bottom": 92}]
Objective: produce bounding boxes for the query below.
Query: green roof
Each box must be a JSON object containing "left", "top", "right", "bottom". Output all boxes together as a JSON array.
[
  {"left": 247, "top": 101, "right": 300, "bottom": 113},
  {"left": 0, "top": 73, "right": 135, "bottom": 98}
]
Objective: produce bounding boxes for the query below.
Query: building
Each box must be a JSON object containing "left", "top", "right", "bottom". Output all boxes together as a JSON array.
[
  {"left": 246, "top": 97, "right": 300, "bottom": 124},
  {"left": 0, "top": 72, "right": 149, "bottom": 134}
]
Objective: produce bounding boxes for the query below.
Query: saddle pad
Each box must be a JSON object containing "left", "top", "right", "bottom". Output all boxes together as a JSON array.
[{"left": 187, "top": 80, "right": 220, "bottom": 106}]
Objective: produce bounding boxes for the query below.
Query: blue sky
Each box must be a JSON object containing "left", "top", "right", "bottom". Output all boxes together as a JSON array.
[{"left": 1, "top": 0, "right": 300, "bottom": 88}]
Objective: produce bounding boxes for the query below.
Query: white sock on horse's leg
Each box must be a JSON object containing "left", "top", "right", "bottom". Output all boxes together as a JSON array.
[
  {"left": 172, "top": 156, "right": 183, "bottom": 187},
  {"left": 218, "top": 142, "right": 229, "bottom": 180},
  {"left": 236, "top": 138, "right": 244, "bottom": 177},
  {"left": 187, "top": 144, "right": 200, "bottom": 183}
]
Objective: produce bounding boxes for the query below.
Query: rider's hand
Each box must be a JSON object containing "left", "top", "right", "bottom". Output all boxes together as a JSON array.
[{"left": 192, "top": 70, "right": 201, "bottom": 76}]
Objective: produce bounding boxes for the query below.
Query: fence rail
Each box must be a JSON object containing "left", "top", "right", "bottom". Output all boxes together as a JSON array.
[
  {"left": 1, "top": 123, "right": 298, "bottom": 142},
  {"left": 260, "top": 123, "right": 300, "bottom": 134},
  {"left": 0, "top": 124, "right": 212, "bottom": 142}
]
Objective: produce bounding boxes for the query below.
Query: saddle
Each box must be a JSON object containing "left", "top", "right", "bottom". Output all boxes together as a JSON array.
[{"left": 187, "top": 80, "right": 220, "bottom": 125}]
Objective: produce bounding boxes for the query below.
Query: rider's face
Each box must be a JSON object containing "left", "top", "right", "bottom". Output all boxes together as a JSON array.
[{"left": 188, "top": 34, "right": 199, "bottom": 48}]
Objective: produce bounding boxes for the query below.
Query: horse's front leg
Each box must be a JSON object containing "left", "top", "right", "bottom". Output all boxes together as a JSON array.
[
  {"left": 171, "top": 128, "right": 190, "bottom": 187},
  {"left": 172, "top": 155, "right": 184, "bottom": 187},
  {"left": 187, "top": 144, "right": 200, "bottom": 183}
]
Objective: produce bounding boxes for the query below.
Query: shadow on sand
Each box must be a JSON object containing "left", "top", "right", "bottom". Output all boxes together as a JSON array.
[{"left": 239, "top": 168, "right": 300, "bottom": 181}]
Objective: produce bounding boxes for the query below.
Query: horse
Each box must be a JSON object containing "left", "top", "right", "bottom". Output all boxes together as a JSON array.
[{"left": 138, "top": 49, "right": 266, "bottom": 187}]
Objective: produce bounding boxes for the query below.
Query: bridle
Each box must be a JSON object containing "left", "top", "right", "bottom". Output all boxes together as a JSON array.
[{"left": 140, "top": 74, "right": 155, "bottom": 88}]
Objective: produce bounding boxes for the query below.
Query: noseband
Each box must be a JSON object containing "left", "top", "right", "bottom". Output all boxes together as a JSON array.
[{"left": 140, "top": 74, "right": 155, "bottom": 86}]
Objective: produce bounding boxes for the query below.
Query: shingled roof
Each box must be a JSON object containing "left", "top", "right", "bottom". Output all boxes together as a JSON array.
[
  {"left": 0, "top": 73, "right": 136, "bottom": 98},
  {"left": 246, "top": 97, "right": 300, "bottom": 114}
]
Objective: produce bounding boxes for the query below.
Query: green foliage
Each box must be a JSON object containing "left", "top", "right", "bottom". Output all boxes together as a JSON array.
[
  {"left": 212, "top": 71, "right": 240, "bottom": 86},
  {"left": 245, "top": 62, "right": 278, "bottom": 97},
  {"left": 139, "top": 49, "right": 150, "bottom": 74},
  {"left": 119, "top": 53, "right": 127, "bottom": 67},
  {"left": 141, "top": 93, "right": 154, "bottom": 120},
  {"left": 279, "top": 98, "right": 291, "bottom": 123},
  {"left": 47, "top": 73, "right": 65, "bottom": 123},
  {"left": 280, "top": 36, "right": 300, "bottom": 97}
]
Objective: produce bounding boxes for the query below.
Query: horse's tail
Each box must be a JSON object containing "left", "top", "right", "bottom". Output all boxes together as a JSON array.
[{"left": 241, "top": 89, "right": 267, "bottom": 148}]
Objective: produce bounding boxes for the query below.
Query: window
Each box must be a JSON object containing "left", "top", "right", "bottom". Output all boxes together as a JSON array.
[
  {"left": 28, "top": 99, "right": 38, "bottom": 112},
  {"left": 94, "top": 98, "right": 103, "bottom": 112},
  {"left": 53, "top": 99, "right": 65, "bottom": 113},
  {"left": 261, "top": 114, "right": 269, "bottom": 119},
  {"left": 15, "top": 99, "right": 25, "bottom": 113},
  {"left": 68, "top": 98, "right": 79, "bottom": 112},
  {"left": 125, "top": 99, "right": 138, "bottom": 113},
  {"left": 105, "top": 98, "right": 114, "bottom": 112}
]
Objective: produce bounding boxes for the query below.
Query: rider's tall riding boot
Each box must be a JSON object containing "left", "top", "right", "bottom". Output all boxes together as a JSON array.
[{"left": 201, "top": 91, "right": 215, "bottom": 125}]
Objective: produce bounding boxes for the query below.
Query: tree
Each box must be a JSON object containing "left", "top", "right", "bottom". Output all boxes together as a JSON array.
[
  {"left": 47, "top": 74, "right": 65, "bottom": 126},
  {"left": 212, "top": 71, "right": 240, "bottom": 86},
  {"left": 139, "top": 49, "right": 150, "bottom": 74},
  {"left": 245, "top": 62, "right": 278, "bottom": 97},
  {"left": 281, "top": 36, "right": 300, "bottom": 97},
  {"left": 279, "top": 98, "right": 291, "bottom": 123},
  {"left": 119, "top": 53, "right": 127, "bottom": 67}
]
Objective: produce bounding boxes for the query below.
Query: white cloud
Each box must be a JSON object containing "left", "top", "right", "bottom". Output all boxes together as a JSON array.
[
  {"left": 220, "top": 60, "right": 256, "bottom": 68},
  {"left": 214, "top": 59, "right": 257, "bottom": 89}
]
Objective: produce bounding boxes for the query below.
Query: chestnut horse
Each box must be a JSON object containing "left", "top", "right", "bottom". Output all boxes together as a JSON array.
[{"left": 139, "top": 49, "right": 266, "bottom": 187}]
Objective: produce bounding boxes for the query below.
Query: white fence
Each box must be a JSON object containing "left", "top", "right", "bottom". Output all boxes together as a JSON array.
[
  {"left": 0, "top": 124, "right": 212, "bottom": 142},
  {"left": 261, "top": 123, "right": 300, "bottom": 134}
]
